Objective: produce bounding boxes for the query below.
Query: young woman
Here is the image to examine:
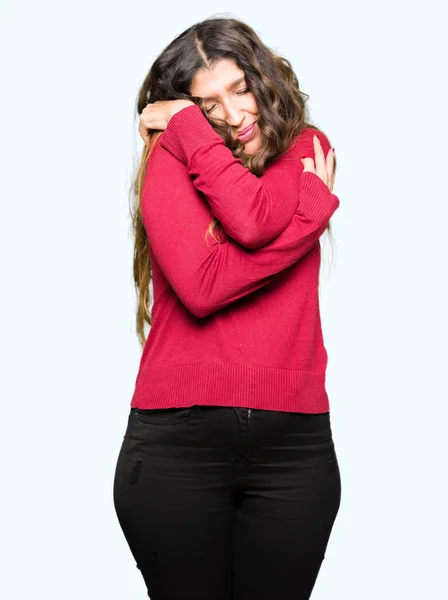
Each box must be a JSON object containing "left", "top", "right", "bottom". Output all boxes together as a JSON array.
[{"left": 113, "top": 16, "right": 341, "bottom": 600}]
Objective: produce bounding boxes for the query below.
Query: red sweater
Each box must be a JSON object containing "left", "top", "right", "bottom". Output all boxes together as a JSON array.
[{"left": 130, "top": 104, "right": 340, "bottom": 413}]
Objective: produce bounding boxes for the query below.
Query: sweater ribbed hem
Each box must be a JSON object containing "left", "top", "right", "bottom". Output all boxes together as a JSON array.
[
  {"left": 299, "top": 172, "right": 340, "bottom": 224},
  {"left": 161, "top": 104, "right": 219, "bottom": 163},
  {"left": 130, "top": 362, "right": 329, "bottom": 414}
]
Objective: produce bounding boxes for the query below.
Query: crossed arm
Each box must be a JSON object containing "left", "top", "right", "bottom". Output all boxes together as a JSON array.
[
  {"left": 142, "top": 137, "right": 340, "bottom": 318},
  {"left": 158, "top": 103, "right": 334, "bottom": 250}
]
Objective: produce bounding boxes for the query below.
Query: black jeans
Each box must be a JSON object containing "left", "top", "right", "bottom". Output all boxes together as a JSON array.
[{"left": 113, "top": 405, "right": 341, "bottom": 599}]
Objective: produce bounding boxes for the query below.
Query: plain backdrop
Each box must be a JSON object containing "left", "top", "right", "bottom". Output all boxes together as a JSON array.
[{"left": 1, "top": 0, "right": 447, "bottom": 598}]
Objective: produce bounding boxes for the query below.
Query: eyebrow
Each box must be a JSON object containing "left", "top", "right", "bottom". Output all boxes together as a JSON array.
[{"left": 201, "top": 76, "right": 246, "bottom": 102}]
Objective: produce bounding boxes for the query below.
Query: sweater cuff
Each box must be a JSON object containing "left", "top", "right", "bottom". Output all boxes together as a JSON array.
[
  {"left": 160, "top": 104, "right": 222, "bottom": 164},
  {"left": 299, "top": 172, "right": 340, "bottom": 222}
]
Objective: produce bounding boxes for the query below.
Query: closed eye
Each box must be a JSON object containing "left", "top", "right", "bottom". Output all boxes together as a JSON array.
[{"left": 205, "top": 89, "right": 250, "bottom": 114}]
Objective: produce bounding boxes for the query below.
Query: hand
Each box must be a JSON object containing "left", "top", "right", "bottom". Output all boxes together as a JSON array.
[
  {"left": 301, "top": 135, "right": 335, "bottom": 192},
  {"left": 138, "top": 99, "right": 195, "bottom": 145}
]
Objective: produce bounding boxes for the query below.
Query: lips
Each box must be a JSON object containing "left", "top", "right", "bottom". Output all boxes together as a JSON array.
[
  {"left": 238, "top": 123, "right": 255, "bottom": 144},
  {"left": 238, "top": 123, "right": 255, "bottom": 137}
]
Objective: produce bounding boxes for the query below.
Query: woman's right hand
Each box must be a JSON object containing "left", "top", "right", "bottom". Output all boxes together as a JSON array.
[
  {"left": 138, "top": 99, "right": 195, "bottom": 145},
  {"left": 301, "top": 136, "right": 335, "bottom": 192}
]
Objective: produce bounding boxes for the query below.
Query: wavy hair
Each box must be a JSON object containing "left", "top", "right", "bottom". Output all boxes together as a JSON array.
[{"left": 130, "top": 16, "right": 337, "bottom": 346}]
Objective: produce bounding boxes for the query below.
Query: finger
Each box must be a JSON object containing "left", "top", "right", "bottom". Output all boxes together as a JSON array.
[
  {"left": 139, "top": 113, "right": 147, "bottom": 132},
  {"left": 301, "top": 157, "right": 315, "bottom": 173},
  {"left": 330, "top": 156, "right": 336, "bottom": 192},
  {"left": 326, "top": 148, "right": 335, "bottom": 192},
  {"left": 138, "top": 121, "right": 149, "bottom": 144},
  {"left": 313, "top": 135, "right": 327, "bottom": 186}
]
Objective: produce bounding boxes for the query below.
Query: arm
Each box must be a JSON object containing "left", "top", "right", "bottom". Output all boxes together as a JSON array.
[
  {"left": 159, "top": 103, "right": 332, "bottom": 249},
  {"left": 142, "top": 141, "right": 340, "bottom": 319}
]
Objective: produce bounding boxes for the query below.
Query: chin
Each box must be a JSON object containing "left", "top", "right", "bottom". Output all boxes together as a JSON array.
[{"left": 244, "top": 138, "right": 261, "bottom": 156}]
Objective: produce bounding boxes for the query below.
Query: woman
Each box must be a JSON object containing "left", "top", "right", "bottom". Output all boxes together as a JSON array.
[{"left": 113, "top": 16, "right": 341, "bottom": 600}]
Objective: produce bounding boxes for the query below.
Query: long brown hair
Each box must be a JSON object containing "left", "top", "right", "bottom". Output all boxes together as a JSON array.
[{"left": 130, "top": 17, "right": 337, "bottom": 346}]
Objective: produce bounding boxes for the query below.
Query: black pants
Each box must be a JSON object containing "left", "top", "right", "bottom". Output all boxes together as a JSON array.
[{"left": 113, "top": 405, "right": 341, "bottom": 599}]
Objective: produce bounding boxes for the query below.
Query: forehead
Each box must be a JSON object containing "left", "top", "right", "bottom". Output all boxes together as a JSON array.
[{"left": 190, "top": 59, "right": 246, "bottom": 97}]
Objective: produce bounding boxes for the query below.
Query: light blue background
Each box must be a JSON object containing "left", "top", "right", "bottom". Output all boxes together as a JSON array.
[{"left": 1, "top": 0, "right": 447, "bottom": 598}]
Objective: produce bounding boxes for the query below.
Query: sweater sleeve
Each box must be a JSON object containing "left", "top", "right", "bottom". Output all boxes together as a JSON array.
[
  {"left": 142, "top": 141, "right": 340, "bottom": 319},
  {"left": 159, "top": 104, "right": 332, "bottom": 250}
]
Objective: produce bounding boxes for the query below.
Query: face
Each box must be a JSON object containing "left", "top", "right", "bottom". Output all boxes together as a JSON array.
[{"left": 190, "top": 58, "right": 262, "bottom": 155}]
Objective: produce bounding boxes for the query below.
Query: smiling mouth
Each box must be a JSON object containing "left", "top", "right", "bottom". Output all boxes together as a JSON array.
[
  {"left": 237, "top": 122, "right": 256, "bottom": 141},
  {"left": 238, "top": 121, "right": 256, "bottom": 135},
  {"left": 238, "top": 122, "right": 255, "bottom": 135}
]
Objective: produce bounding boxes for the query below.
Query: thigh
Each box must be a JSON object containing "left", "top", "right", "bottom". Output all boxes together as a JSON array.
[
  {"left": 113, "top": 406, "right": 237, "bottom": 600},
  {"left": 233, "top": 410, "right": 342, "bottom": 600}
]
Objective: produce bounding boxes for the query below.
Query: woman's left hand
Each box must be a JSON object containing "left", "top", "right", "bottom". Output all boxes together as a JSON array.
[
  {"left": 138, "top": 99, "right": 195, "bottom": 145},
  {"left": 301, "top": 135, "right": 335, "bottom": 192}
]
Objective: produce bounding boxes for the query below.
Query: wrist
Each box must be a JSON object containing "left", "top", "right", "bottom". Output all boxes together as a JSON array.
[{"left": 170, "top": 99, "right": 196, "bottom": 120}]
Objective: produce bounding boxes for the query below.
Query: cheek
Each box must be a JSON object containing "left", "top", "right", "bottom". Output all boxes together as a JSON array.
[{"left": 246, "top": 93, "right": 259, "bottom": 113}]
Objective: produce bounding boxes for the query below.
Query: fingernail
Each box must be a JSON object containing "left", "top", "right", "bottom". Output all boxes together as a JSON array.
[{"left": 332, "top": 147, "right": 335, "bottom": 153}]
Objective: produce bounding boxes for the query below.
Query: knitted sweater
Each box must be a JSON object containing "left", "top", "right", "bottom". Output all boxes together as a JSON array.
[{"left": 129, "top": 104, "right": 340, "bottom": 413}]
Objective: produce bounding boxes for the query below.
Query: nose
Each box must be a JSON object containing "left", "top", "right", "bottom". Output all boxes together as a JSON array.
[{"left": 222, "top": 100, "right": 244, "bottom": 128}]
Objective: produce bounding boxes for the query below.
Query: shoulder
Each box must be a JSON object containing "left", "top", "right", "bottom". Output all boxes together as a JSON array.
[{"left": 292, "top": 126, "right": 333, "bottom": 160}]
